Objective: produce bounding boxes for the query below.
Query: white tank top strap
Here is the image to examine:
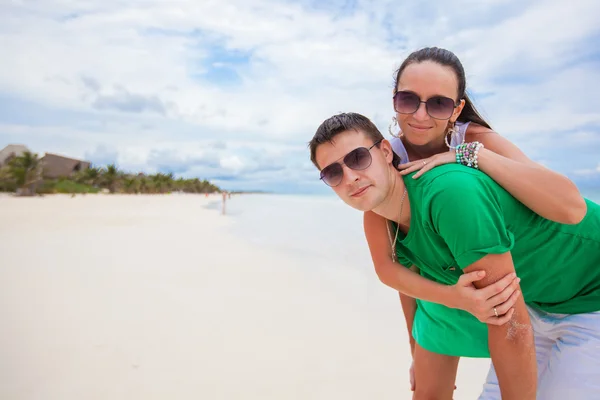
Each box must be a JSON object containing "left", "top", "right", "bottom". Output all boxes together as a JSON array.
[
  {"left": 389, "top": 121, "right": 471, "bottom": 164},
  {"left": 450, "top": 121, "right": 469, "bottom": 148},
  {"left": 389, "top": 137, "right": 409, "bottom": 165}
]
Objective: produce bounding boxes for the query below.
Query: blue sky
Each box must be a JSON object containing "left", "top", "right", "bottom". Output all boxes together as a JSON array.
[{"left": 0, "top": 0, "right": 599, "bottom": 194}]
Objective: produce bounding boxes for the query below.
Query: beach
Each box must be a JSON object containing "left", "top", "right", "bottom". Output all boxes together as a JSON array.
[{"left": 1, "top": 193, "right": 497, "bottom": 399}]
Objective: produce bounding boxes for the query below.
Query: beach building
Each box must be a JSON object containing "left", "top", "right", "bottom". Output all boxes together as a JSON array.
[{"left": 40, "top": 153, "right": 91, "bottom": 179}]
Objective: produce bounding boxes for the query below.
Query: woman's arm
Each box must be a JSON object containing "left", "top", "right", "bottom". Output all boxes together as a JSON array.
[
  {"left": 399, "top": 288, "right": 417, "bottom": 355},
  {"left": 364, "top": 210, "right": 452, "bottom": 303},
  {"left": 470, "top": 126, "right": 586, "bottom": 224},
  {"left": 398, "top": 126, "right": 586, "bottom": 224},
  {"left": 363, "top": 211, "right": 520, "bottom": 324}
]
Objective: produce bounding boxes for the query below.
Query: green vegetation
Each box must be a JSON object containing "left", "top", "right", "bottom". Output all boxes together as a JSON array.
[
  {"left": 0, "top": 152, "right": 221, "bottom": 196},
  {"left": 38, "top": 179, "right": 100, "bottom": 194},
  {"left": 3, "top": 151, "right": 41, "bottom": 195}
]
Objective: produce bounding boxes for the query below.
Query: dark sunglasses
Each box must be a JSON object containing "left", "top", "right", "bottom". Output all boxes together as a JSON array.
[
  {"left": 393, "top": 91, "right": 459, "bottom": 120},
  {"left": 320, "top": 140, "right": 382, "bottom": 187}
]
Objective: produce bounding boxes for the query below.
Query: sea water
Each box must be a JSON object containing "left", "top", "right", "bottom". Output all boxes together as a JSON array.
[
  {"left": 221, "top": 189, "right": 600, "bottom": 268},
  {"left": 222, "top": 194, "right": 370, "bottom": 267}
]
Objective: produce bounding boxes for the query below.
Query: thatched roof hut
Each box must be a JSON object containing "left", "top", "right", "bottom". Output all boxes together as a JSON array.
[{"left": 0, "top": 144, "right": 30, "bottom": 167}]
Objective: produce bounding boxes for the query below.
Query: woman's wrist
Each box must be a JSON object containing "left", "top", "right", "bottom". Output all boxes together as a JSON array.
[
  {"left": 456, "top": 142, "right": 485, "bottom": 169},
  {"left": 438, "top": 283, "right": 460, "bottom": 310}
]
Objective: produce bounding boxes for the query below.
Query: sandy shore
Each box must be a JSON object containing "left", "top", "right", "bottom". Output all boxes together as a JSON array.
[{"left": 0, "top": 194, "right": 490, "bottom": 399}]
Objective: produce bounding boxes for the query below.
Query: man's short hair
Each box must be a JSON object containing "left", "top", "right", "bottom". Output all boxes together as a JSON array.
[{"left": 309, "top": 112, "right": 401, "bottom": 169}]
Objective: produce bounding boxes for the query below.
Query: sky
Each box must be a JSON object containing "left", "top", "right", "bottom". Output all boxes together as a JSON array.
[{"left": 1, "top": 0, "right": 599, "bottom": 194}]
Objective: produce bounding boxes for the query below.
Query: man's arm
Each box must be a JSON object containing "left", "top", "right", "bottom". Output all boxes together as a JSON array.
[{"left": 464, "top": 252, "right": 536, "bottom": 400}]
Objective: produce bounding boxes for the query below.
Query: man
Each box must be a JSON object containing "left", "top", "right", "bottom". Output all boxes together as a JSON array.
[{"left": 309, "top": 112, "right": 600, "bottom": 399}]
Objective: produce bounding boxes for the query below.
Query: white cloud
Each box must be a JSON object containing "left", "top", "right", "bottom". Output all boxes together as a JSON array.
[
  {"left": 574, "top": 164, "right": 600, "bottom": 176},
  {"left": 0, "top": 0, "right": 599, "bottom": 191},
  {"left": 219, "top": 155, "right": 245, "bottom": 172}
]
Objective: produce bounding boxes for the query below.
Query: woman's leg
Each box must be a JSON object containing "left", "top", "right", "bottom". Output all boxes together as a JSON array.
[{"left": 412, "top": 342, "right": 460, "bottom": 400}]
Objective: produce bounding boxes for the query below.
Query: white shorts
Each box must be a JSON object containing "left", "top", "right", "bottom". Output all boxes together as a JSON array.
[{"left": 478, "top": 306, "right": 600, "bottom": 400}]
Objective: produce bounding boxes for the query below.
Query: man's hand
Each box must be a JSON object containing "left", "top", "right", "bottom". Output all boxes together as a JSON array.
[{"left": 450, "top": 270, "right": 521, "bottom": 325}]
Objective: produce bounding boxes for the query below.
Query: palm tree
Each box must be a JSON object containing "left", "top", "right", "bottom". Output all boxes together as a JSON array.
[
  {"left": 102, "top": 164, "right": 120, "bottom": 193},
  {"left": 8, "top": 151, "right": 41, "bottom": 196},
  {"left": 72, "top": 165, "right": 98, "bottom": 185},
  {"left": 175, "top": 177, "right": 185, "bottom": 192},
  {"left": 0, "top": 166, "right": 15, "bottom": 192},
  {"left": 138, "top": 176, "right": 148, "bottom": 193},
  {"left": 122, "top": 176, "right": 140, "bottom": 194},
  {"left": 164, "top": 172, "right": 175, "bottom": 193},
  {"left": 150, "top": 172, "right": 175, "bottom": 194},
  {"left": 84, "top": 166, "right": 101, "bottom": 186}
]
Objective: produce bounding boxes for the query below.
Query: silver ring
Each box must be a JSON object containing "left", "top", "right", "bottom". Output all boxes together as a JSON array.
[
  {"left": 422, "top": 161, "right": 427, "bottom": 165},
  {"left": 494, "top": 307, "right": 499, "bottom": 318}
]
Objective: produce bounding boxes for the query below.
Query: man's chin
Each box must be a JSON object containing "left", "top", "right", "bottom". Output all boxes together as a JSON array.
[{"left": 343, "top": 195, "right": 376, "bottom": 212}]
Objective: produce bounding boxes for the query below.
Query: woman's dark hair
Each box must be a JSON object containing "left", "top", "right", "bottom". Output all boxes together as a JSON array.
[{"left": 393, "top": 47, "right": 492, "bottom": 130}]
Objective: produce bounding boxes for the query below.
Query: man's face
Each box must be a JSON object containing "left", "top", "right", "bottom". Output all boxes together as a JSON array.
[{"left": 315, "top": 129, "right": 394, "bottom": 212}]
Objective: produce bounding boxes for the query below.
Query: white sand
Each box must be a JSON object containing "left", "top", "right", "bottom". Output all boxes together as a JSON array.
[{"left": 0, "top": 194, "right": 490, "bottom": 399}]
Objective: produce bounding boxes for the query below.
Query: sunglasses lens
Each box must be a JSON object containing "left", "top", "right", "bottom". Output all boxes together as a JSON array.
[
  {"left": 426, "top": 96, "right": 455, "bottom": 119},
  {"left": 344, "top": 147, "right": 372, "bottom": 170},
  {"left": 320, "top": 147, "right": 374, "bottom": 187},
  {"left": 321, "top": 163, "right": 343, "bottom": 187},
  {"left": 394, "top": 91, "right": 420, "bottom": 114}
]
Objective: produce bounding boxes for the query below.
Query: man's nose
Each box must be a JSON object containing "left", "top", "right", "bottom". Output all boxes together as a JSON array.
[{"left": 342, "top": 164, "right": 360, "bottom": 184}]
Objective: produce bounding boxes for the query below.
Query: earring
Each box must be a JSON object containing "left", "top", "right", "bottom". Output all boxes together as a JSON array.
[
  {"left": 388, "top": 116, "right": 403, "bottom": 138},
  {"left": 445, "top": 122, "right": 461, "bottom": 149}
]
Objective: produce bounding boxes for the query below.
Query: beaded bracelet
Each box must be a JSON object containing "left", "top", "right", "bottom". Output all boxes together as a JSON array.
[{"left": 455, "top": 142, "right": 484, "bottom": 169}]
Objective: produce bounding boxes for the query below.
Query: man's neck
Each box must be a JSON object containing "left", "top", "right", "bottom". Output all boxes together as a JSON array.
[{"left": 372, "top": 169, "right": 411, "bottom": 228}]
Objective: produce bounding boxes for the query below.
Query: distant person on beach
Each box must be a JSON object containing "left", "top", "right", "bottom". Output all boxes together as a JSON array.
[
  {"left": 309, "top": 110, "right": 600, "bottom": 400},
  {"left": 221, "top": 191, "right": 227, "bottom": 215}
]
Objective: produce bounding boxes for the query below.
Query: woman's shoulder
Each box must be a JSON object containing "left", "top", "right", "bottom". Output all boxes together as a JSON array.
[
  {"left": 463, "top": 123, "right": 531, "bottom": 160},
  {"left": 464, "top": 122, "right": 497, "bottom": 141}
]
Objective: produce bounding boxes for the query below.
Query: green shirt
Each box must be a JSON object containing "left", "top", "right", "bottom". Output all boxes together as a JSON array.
[{"left": 395, "top": 164, "right": 600, "bottom": 357}]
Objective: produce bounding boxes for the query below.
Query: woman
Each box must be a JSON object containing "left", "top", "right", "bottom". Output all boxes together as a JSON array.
[{"left": 362, "top": 47, "right": 587, "bottom": 398}]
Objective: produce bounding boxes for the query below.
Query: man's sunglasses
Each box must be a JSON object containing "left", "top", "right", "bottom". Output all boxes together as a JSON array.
[
  {"left": 393, "top": 91, "right": 459, "bottom": 120},
  {"left": 320, "top": 140, "right": 382, "bottom": 187}
]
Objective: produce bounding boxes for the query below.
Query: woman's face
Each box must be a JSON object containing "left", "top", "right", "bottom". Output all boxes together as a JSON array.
[{"left": 395, "top": 61, "right": 465, "bottom": 147}]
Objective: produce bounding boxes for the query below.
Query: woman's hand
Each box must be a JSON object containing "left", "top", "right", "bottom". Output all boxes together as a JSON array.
[
  {"left": 450, "top": 270, "right": 521, "bottom": 325},
  {"left": 398, "top": 151, "right": 456, "bottom": 178}
]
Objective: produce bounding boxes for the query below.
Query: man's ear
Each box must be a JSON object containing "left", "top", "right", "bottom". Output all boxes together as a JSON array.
[{"left": 381, "top": 139, "right": 394, "bottom": 163}]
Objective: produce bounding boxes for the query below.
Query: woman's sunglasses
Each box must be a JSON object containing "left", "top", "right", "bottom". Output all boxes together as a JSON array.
[
  {"left": 393, "top": 91, "right": 459, "bottom": 120},
  {"left": 320, "top": 140, "right": 382, "bottom": 187}
]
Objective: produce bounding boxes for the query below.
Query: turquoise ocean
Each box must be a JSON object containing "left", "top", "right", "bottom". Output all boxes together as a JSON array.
[{"left": 219, "top": 190, "right": 600, "bottom": 269}]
